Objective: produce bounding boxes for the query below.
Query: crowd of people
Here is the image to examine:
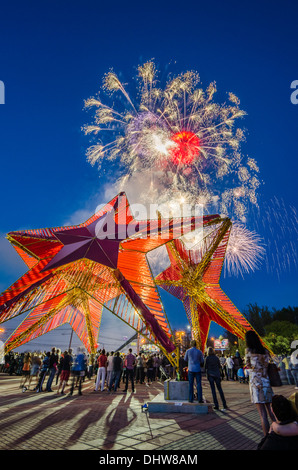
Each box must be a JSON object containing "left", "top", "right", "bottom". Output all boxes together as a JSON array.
[
  {"left": 1, "top": 335, "right": 297, "bottom": 450},
  {"left": 2, "top": 342, "right": 297, "bottom": 395},
  {"left": 1, "top": 347, "right": 173, "bottom": 395}
]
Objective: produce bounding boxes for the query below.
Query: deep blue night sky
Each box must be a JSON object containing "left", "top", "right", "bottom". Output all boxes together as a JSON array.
[{"left": 0, "top": 0, "right": 297, "bottom": 351}]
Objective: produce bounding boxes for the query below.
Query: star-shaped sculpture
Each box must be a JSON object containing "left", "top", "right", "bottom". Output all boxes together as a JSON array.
[
  {"left": 0, "top": 192, "right": 218, "bottom": 365},
  {"left": 41, "top": 209, "right": 129, "bottom": 272},
  {"left": 155, "top": 216, "right": 265, "bottom": 351}
]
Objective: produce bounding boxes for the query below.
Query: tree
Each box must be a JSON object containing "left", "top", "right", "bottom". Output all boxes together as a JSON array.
[
  {"left": 243, "top": 303, "right": 272, "bottom": 336},
  {"left": 265, "top": 320, "right": 298, "bottom": 341},
  {"left": 222, "top": 304, "right": 298, "bottom": 356},
  {"left": 272, "top": 306, "right": 298, "bottom": 325},
  {"left": 263, "top": 333, "right": 293, "bottom": 356},
  {"left": 243, "top": 304, "right": 298, "bottom": 336}
]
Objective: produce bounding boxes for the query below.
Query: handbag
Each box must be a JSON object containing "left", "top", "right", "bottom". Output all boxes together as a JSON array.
[{"left": 267, "top": 362, "right": 282, "bottom": 387}]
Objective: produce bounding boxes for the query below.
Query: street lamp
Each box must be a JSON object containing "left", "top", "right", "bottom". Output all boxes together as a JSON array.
[
  {"left": 0, "top": 328, "right": 5, "bottom": 363},
  {"left": 175, "top": 331, "right": 185, "bottom": 353}
]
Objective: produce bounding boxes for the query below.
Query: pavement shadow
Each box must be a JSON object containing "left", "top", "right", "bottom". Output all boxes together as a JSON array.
[{"left": 100, "top": 394, "right": 137, "bottom": 449}]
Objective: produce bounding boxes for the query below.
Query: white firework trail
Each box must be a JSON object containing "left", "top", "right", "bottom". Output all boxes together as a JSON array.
[{"left": 250, "top": 197, "right": 298, "bottom": 279}]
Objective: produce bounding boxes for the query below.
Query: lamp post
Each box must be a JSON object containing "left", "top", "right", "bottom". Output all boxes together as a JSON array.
[
  {"left": 0, "top": 328, "right": 5, "bottom": 364},
  {"left": 175, "top": 331, "right": 185, "bottom": 353},
  {"left": 69, "top": 329, "right": 74, "bottom": 350}
]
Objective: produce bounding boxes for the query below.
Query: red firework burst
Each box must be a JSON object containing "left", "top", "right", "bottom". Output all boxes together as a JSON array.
[{"left": 169, "top": 131, "right": 200, "bottom": 165}]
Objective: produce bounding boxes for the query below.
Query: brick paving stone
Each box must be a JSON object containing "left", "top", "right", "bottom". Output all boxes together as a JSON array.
[{"left": 0, "top": 372, "right": 295, "bottom": 452}]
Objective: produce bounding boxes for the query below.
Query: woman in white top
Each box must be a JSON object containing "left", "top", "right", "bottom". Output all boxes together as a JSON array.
[{"left": 245, "top": 330, "right": 275, "bottom": 435}]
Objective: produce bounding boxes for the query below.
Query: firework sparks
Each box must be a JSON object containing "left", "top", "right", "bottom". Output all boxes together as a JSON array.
[
  {"left": 82, "top": 61, "right": 269, "bottom": 277},
  {"left": 224, "top": 223, "right": 266, "bottom": 278},
  {"left": 250, "top": 197, "right": 298, "bottom": 278},
  {"left": 83, "top": 60, "right": 261, "bottom": 222}
]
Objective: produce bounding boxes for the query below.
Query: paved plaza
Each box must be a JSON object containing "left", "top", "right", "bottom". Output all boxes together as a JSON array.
[{"left": 0, "top": 372, "right": 295, "bottom": 453}]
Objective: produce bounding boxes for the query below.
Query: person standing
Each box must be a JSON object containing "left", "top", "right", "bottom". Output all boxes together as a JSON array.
[
  {"left": 232, "top": 351, "right": 243, "bottom": 381},
  {"left": 86, "top": 354, "right": 93, "bottom": 379},
  {"left": 70, "top": 347, "right": 86, "bottom": 396},
  {"left": 245, "top": 330, "right": 275, "bottom": 435},
  {"left": 36, "top": 352, "right": 51, "bottom": 393},
  {"left": 56, "top": 350, "right": 63, "bottom": 385},
  {"left": 20, "top": 352, "right": 32, "bottom": 392},
  {"left": 135, "top": 353, "right": 144, "bottom": 384},
  {"left": 124, "top": 348, "right": 136, "bottom": 393},
  {"left": 108, "top": 352, "right": 123, "bottom": 393},
  {"left": 8, "top": 352, "right": 17, "bottom": 376},
  {"left": 219, "top": 354, "right": 227, "bottom": 380},
  {"left": 204, "top": 348, "right": 227, "bottom": 411},
  {"left": 146, "top": 355, "right": 154, "bottom": 385},
  {"left": 29, "top": 353, "right": 41, "bottom": 390},
  {"left": 184, "top": 339, "right": 204, "bottom": 403},
  {"left": 17, "top": 353, "right": 24, "bottom": 376},
  {"left": 281, "top": 355, "right": 293, "bottom": 385},
  {"left": 95, "top": 349, "right": 108, "bottom": 391},
  {"left": 46, "top": 347, "right": 58, "bottom": 392},
  {"left": 226, "top": 355, "right": 234, "bottom": 380},
  {"left": 153, "top": 354, "right": 160, "bottom": 380},
  {"left": 106, "top": 352, "right": 114, "bottom": 388},
  {"left": 290, "top": 348, "right": 298, "bottom": 389},
  {"left": 57, "top": 350, "right": 72, "bottom": 395}
]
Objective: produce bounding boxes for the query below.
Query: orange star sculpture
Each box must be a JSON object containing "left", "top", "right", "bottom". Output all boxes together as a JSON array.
[
  {"left": 155, "top": 216, "right": 263, "bottom": 351},
  {"left": 0, "top": 192, "right": 218, "bottom": 366}
]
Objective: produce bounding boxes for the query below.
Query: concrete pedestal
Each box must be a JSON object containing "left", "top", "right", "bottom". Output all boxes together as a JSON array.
[
  {"left": 164, "top": 378, "right": 189, "bottom": 400},
  {"left": 147, "top": 379, "right": 209, "bottom": 414}
]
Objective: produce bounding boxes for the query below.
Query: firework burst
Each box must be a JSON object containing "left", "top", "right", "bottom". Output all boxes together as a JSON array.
[
  {"left": 224, "top": 223, "right": 266, "bottom": 278},
  {"left": 83, "top": 61, "right": 261, "bottom": 223},
  {"left": 82, "top": 61, "right": 268, "bottom": 277}
]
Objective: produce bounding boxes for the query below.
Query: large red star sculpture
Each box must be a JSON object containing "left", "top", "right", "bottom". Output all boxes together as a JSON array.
[
  {"left": 0, "top": 192, "right": 218, "bottom": 366},
  {"left": 155, "top": 216, "right": 266, "bottom": 351}
]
